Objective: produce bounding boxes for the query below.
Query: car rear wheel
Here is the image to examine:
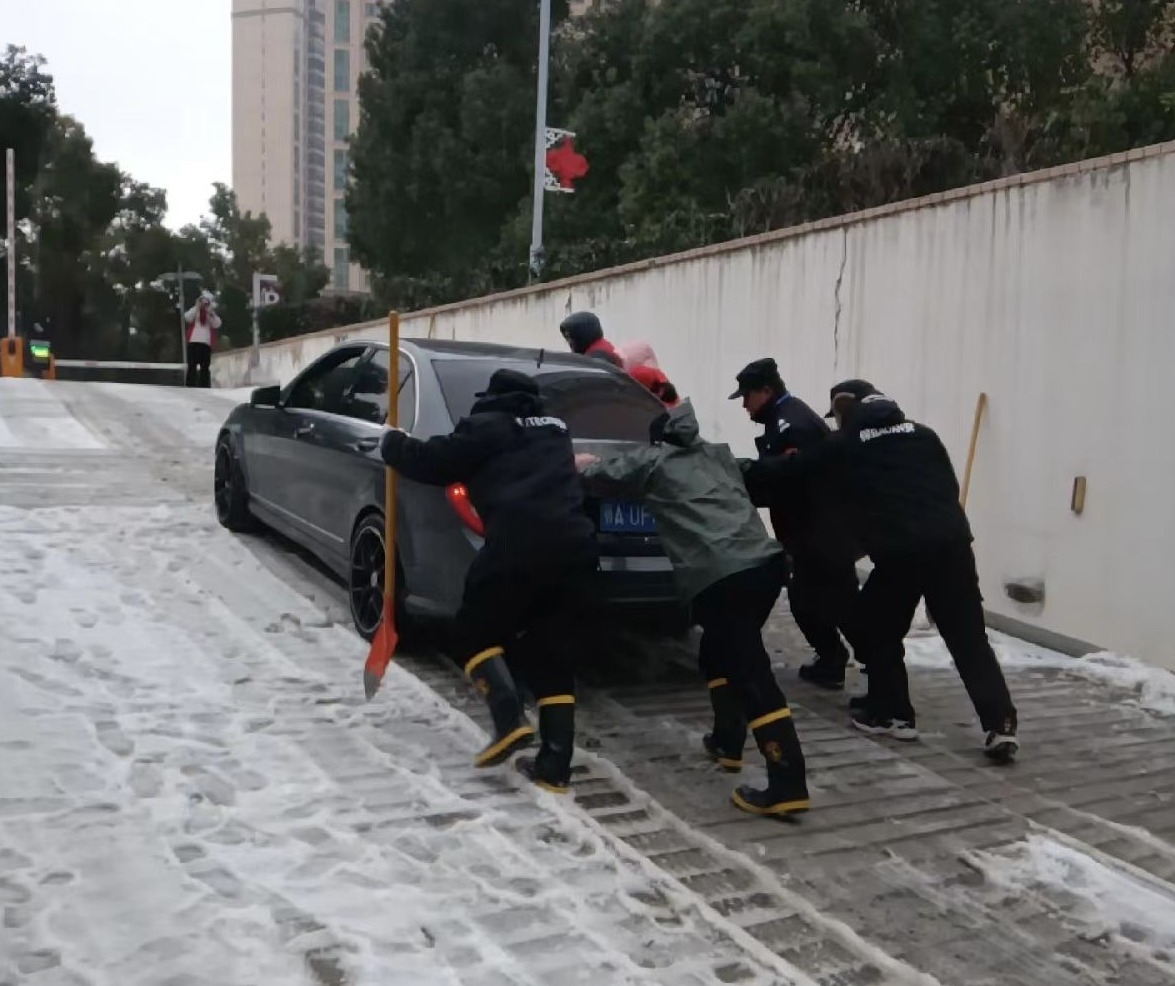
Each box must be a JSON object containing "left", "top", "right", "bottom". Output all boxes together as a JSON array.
[
  {"left": 349, "top": 513, "right": 414, "bottom": 643},
  {"left": 214, "top": 436, "right": 254, "bottom": 532}
]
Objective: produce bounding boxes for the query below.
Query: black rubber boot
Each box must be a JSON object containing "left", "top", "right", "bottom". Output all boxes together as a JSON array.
[
  {"left": 703, "top": 677, "right": 746, "bottom": 772},
  {"left": 731, "top": 708, "right": 811, "bottom": 817},
  {"left": 516, "top": 696, "right": 575, "bottom": 794},
  {"left": 465, "top": 648, "right": 535, "bottom": 767}
]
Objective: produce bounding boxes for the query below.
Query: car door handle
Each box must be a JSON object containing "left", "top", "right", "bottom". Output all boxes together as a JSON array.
[
  {"left": 294, "top": 423, "right": 315, "bottom": 438},
  {"left": 353, "top": 437, "right": 380, "bottom": 452}
]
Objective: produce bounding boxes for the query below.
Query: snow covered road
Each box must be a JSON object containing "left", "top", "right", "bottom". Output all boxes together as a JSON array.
[
  {"left": 4, "top": 377, "right": 1175, "bottom": 986},
  {"left": 0, "top": 380, "right": 810, "bottom": 984}
]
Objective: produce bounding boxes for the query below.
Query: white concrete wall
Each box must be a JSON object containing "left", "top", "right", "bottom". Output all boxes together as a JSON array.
[{"left": 213, "top": 142, "right": 1175, "bottom": 670}]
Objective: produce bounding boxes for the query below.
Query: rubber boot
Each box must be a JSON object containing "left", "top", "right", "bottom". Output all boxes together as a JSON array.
[
  {"left": 465, "top": 647, "right": 535, "bottom": 767},
  {"left": 516, "top": 695, "right": 575, "bottom": 794},
  {"left": 731, "top": 708, "right": 811, "bottom": 817},
  {"left": 703, "top": 677, "right": 746, "bottom": 772}
]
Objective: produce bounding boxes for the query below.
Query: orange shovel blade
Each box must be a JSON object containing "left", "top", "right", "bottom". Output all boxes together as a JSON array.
[{"left": 363, "top": 596, "right": 399, "bottom": 699}]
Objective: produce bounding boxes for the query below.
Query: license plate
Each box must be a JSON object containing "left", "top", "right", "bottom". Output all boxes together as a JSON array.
[{"left": 599, "top": 500, "right": 657, "bottom": 534}]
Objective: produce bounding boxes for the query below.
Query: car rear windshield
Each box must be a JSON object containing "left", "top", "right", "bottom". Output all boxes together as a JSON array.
[{"left": 432, "top": 358, "right": 663, "bottom": 442}]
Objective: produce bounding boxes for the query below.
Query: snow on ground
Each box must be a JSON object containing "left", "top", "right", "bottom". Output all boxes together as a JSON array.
[
  {"left": 83, "top": 382, "right": 253, "bottom": 449},
  {"left": 964, "top": 834, "right": 1175, "bottom": 976},
  {"left": 903, "top": 629, "right": 1175, "bottom": 717},
  {"left": 0, "top": 501, "right": 809, "bottom": 986},
  {"left": 0, "top": 380, "right": 106, "bottom": 450}
]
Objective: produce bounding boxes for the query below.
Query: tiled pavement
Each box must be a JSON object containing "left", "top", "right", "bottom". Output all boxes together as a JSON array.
[{"left": 406, "top": 613, "right": 1175, "bottom": 986}]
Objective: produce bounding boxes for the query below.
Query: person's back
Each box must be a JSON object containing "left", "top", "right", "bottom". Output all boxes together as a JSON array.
[
  {"left": 583, "top": 400, "right": 780, "bottom": 601},
  {"left": 840, "top": 395, "right": 972, "bottom": 556},
  {"left": 458, "top": 390, "right": 595, "bottom": 567}
]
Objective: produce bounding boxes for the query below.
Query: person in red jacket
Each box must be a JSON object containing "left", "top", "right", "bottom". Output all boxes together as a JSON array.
[
  {"left": 559, "top": 311, "right": 623, "bottom": 367},
  {"left": 184, "top": 291, "right": 220, "bottom": 388},
  {"left": 630, "top": 363, "right": 681, "bottom": 408}
]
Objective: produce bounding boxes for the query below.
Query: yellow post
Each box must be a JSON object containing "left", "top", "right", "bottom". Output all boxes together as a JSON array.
[{"left": 960, "top": 392, "right": 987, "bottom": 511}]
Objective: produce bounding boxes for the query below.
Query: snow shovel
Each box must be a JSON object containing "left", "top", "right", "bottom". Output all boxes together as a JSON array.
[{"left": 363, "top": 311, "right": 401, "bottom": 699}]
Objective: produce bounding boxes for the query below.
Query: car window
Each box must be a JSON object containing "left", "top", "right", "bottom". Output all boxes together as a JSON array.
[
  {"left": 341, "top": 349, "right": 417, "bottom": 430},
  {"left": 286, "top": 350, "right": 366, "bottom": 414},
  {"left": 431, "top": 358, "right": 662, "bottom": 442}
]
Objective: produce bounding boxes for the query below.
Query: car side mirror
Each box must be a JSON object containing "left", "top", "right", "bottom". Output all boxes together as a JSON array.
[{"left": 250, "top": 384, "right": 282, "bottom": 407}]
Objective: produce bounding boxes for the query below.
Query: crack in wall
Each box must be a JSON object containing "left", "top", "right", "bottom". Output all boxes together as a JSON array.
[{"left": 833, "top": 227, "right": 848, "bottom": 373}]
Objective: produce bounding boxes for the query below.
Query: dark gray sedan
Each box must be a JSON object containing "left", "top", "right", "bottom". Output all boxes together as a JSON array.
[{"left": 214, "top": 338, "right": 684, "bottom": 639}]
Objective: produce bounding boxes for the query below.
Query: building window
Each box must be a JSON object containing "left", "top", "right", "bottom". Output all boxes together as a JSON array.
[
  {"left": 333, "top": 247, "right": 350, "bottom": 290},
  {"left": 333, "top": 48, "right": 350, "bottom": 91},
  {"left": 333, "top": 149, "right": 349, "bottom": 190},
  {"left": 365, "top": 2, "right": 379, "bottom": 17},
  {"left": 334, "top": 0, "right": 351, "bottom": 42},
  {"left": 333, "top": 98, "right": 350, "bottom": 140},
  {"left": 334, "top": 197, "right": 348, "bottom": 241}
]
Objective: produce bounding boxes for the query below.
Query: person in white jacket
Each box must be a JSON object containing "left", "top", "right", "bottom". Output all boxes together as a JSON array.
[{"left": 184, "top": 291, "right": 221, "bottom": 388}]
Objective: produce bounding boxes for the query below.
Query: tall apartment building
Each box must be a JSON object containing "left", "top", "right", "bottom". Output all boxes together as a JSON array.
[
  {"left": 233, "top": 0, "right": 601, "bottom": 294},
  {"left": 232, "top": 0, "right": 378, "bottom": 293}
]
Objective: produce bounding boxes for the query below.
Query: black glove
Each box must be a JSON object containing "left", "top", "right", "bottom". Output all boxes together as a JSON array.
[{"left": 379, "top": 427, "right": 406, "bottom": 465}]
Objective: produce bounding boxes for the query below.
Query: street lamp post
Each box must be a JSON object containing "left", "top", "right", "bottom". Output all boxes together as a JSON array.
[{"left": 155, "top": 267, "right": 202, "bottom": 367}]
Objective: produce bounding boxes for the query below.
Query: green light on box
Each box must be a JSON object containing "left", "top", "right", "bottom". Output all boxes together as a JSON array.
[{"left": 29, "top": 343, "right": 51, "bottom": 360}]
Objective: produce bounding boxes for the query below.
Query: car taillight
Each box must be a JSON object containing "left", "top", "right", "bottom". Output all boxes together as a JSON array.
[{"left": 446, "top": 483, "right": 485, "bottom": 536}]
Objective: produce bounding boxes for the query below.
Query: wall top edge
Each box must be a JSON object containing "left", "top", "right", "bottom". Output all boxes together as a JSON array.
[{"left": 219, "top": 138, "right": 1175, "bottom": 359}]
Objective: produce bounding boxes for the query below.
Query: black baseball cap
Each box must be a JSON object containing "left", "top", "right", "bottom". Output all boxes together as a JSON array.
[
  {"left": 824, "top": 378, "right": 881, "bottom": 417},
  {"left": 728, "top": 357, "right": 785, "bottom": 400},
  {"left": 475, "top": 368, "right": 540, "bottom": 399}
]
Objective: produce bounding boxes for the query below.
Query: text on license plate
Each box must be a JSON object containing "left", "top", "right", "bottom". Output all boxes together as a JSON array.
[{"left": 599, "top": 500, "right": 657, "bottom": 534}]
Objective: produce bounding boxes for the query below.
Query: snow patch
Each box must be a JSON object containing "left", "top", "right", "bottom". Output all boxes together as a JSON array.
[
  {"left": 0, "top": 378, "right": 106, "bottom": 450},
  {"left": 903, "top": 630, "right": 1175, "bottom": 717},
  {"left": 966, "top": 834, "right": 1175, "bottom": 969}
]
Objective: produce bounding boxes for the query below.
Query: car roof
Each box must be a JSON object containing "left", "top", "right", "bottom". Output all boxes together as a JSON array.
[{"left": 369, "top": 337, "right": 617, "bottom": 371}]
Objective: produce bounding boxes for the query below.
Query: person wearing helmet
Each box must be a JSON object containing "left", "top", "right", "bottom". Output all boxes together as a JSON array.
[{"left": 559, "top": 311, "right": 623, "bottom": 367}]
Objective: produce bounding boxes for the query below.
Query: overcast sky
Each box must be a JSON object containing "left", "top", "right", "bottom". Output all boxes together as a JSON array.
[{"left": 3, "top": 0, "right": 232, "bottom": 230}]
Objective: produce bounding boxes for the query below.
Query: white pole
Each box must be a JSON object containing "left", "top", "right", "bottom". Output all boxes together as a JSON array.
[
  {"left": 250, "top": 271, "right": 261, "bottom": 370},
  {"left": 528, "top": 0, "right": 551, "bottom": 282},
  {"left": 6, "top": 149, "right": 15, "bottom": 339},
  {"left": 177, "top": 263, "right": 188, "bottom": 370}
]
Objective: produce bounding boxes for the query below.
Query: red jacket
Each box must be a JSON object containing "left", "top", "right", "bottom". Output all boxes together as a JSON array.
[
  {"left": 184, "top": 306, "right": 221, "bottom": 348},
  {"left": 583, "top": 337, "right": 622, "bottom": 367},
  {"left": 629, "top": 363, "right": 680, "bottom": 407}
]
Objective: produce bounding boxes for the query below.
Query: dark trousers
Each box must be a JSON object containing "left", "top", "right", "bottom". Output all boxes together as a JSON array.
[
  {"left": 695, "top": 554, "right": 789, "bottom": 721},
  {"left": 859, "top": 541, "right": 1016, "bottom": 732},
  {"left": 452, "top": 558, "right": 599, "bottom": 702},
  {"left": 788, "top": 551, "right": 862, "bottom": 667},
  {"left": 186, "top": 342, "right": 211, "bottom": 388}
]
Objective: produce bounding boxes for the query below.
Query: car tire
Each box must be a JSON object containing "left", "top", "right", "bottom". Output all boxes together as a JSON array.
[
  {"left": 348, "top": 512, "right": 417, "bottom": 645},
  {"left": 214, "top": 436, "right": 255, "bottom": 533}
]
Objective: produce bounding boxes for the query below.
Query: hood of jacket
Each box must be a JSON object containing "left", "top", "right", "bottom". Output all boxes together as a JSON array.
[
  {"left": 657, "top": 399, "right": 701, "bottom": 447},
  {"left": 560, "top": 311, "right": 604, "bottom": 354},
  {"left": 618, "top": 340, "right": 660, "bottom": 371}
]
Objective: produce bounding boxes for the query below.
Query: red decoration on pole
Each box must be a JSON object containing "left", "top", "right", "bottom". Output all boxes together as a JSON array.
[{"left": 544, "top": 131, "right": 589, "bottom": 193}]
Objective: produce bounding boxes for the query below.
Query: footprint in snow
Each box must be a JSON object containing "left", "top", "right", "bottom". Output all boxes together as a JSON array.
[
  {"left": 95, "top": 721, "right": 134, "bottom": 757},
  {"left": 71, "top": 610, "right": 99, "bottom": 629}
]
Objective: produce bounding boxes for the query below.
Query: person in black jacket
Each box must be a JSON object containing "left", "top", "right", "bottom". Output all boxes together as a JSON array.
[
  {"left": 380, "top": 368, "right": 600, "bottom": 792},
  {"left": 742, "top": 379, "right": 1019, "bottom": 763},
  {"left": 730, "top": 358, "right": 864, "bottom": 689}
]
